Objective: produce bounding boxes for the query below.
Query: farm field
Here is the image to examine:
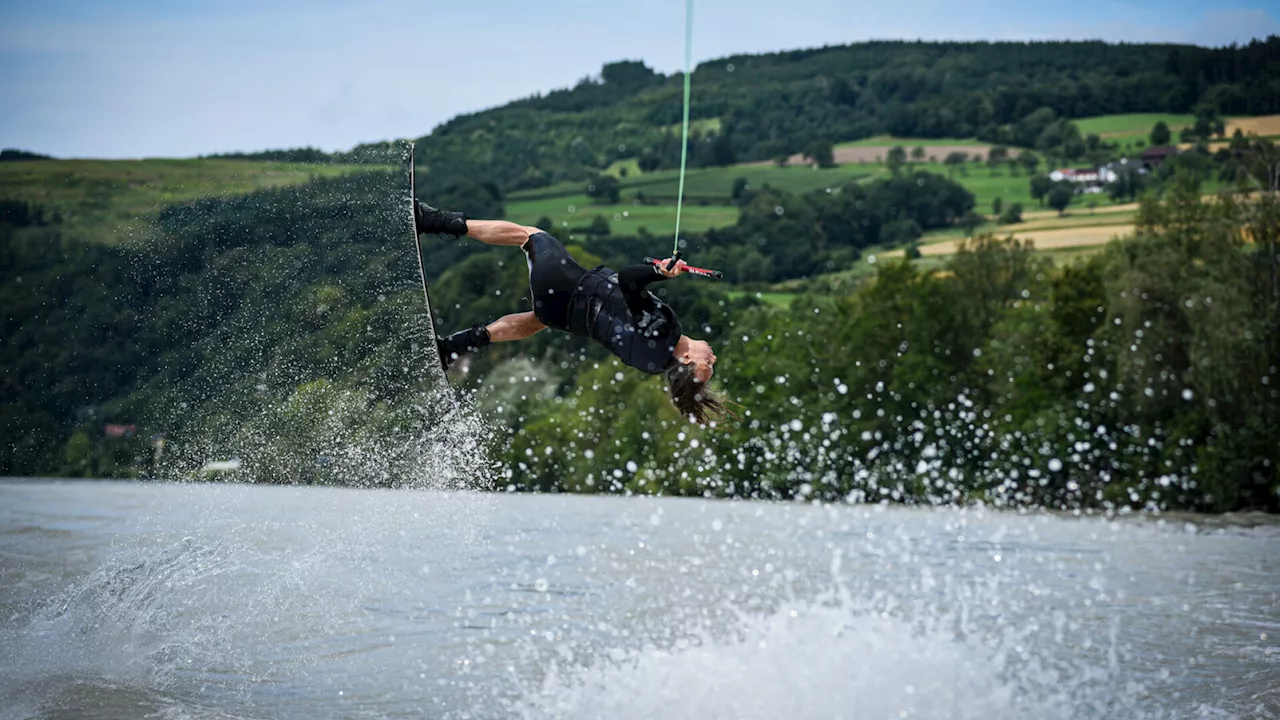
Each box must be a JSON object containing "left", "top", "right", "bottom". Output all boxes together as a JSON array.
[
  {"left": 508, "top": 113, "right": 1273, "bottom": 239},
  {"left": 504, "top": 193, "right": 738, "bottom": 237},
  {"left": 1074, "top": 113, "right": 1197, "bottom": 140},
  {"left": 880, "top": 223, "right": 1134, "bottom": 259},
  {"left": 0, "top": 158, "right": 387, "bottom": 245},
  {"left": 836, "top": 136, "right": 991, "bottom": 149}
]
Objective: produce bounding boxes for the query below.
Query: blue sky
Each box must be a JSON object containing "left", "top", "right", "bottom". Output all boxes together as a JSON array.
[{"left": 1, "top": 0, "right": 1276, "bottom": 158}]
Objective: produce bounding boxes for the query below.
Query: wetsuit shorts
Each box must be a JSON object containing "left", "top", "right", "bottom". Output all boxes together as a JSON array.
[{"left": 522, "top": 232, "right": 587, "bottom": 331}]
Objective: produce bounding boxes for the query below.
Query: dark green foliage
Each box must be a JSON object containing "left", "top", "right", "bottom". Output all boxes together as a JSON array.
[
  {"left": 886, "top": 146, "right": 907, "bottom": 174},
  {"left": 516, "top": 189, "right": 1278, "bottom": 510},
  {"left": 882, "top": 219, "right": 923, "bottom": 245},
  {"left": 804, "top": 140, "right": 835, "bottom": 168},
  {"left": 1029, "top": 175, "right": 1054, "bottom": 206},
  {"left": 1047, "top": 185, "right": 1073, "bottom": 215},
  {"left": 999, "top": 202, "right": 1023, "bottom": 224},
  {"left": 1108, "top": 167, "right": 1146, "bottom": 202},
  {"left": 1152, "top": 120, "right": 1172, "bottom": 146},
  {"left": 588, "top": 215, "right": 611, "bottom": 236},
  {"left": 1, "top": 149, "right": 53, "bottom": 161},
  {"left": 586, "top": 175, "right": 621, "bottom": 204},
  {"left": 206, "top": 147, "right": 346, "bottom": 163}
]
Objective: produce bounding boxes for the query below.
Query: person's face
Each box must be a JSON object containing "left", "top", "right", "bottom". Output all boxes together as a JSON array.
[{"left": 681, "top": 340, "right": 717, "bottom": 383}]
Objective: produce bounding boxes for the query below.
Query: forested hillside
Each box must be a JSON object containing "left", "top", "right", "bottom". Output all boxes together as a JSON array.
[{"left": 377, "top": 38, "right": 1280, "bottom": 194}]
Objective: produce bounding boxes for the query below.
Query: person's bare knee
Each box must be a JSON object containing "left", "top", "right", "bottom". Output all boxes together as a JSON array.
[{"left": 523, "top": 226, "right": 543, "bottom": 237}]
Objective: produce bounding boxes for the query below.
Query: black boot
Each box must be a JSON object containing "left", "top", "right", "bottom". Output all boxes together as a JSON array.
[
  {"left": 436, "top": 324, "right": 490, "bottom": 371},
  {"left": 414, "top": 199, "right": 469, "bottom": 239}
]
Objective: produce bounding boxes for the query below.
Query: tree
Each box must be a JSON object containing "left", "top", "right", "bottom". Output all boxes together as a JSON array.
[
  {"left": 805, "top": 140, "right": 836, "bottom": 168},
  {"left": 731, "top": 177, "right": 750, "bottom": 203},
  {"left": 1029, "top": 175, "right": 1054, "bottom": 206},
  {"left": 959, "top": 211, "right": 983, "bottom": 236},
  {"left": 1047, "top": 185, "right": 1073, "bottom": 215},
  {"left": 638, "top": 151, "right": 662, "bottom": 172},
  {"left": 707, "top": 132, "right": 737, "bottom": 167},
  {"left": 1150, "top": 121, "right": 1171, "bottom": 147},
  {"left": 586, "top": 175, "right": 620, "bottom": 204},
  {"left": 987, "top": 146, "right": 1010, "bottom": 172},
  {"left": 1191, "top": 103, "right": 1226, "bottom": 141},
  {"left": 535, "top": 216, "right": 553, "bottom": 231},
  {"left": 999, "top": 202, "right": 1023, "bottom": 224},
  {"left": 886, "top": 146, "right": 907, "bottom": 175},
  {"left": 588, "top": 215, "right": 611, "bottom": 235},
  {"left": 1107, "top": 167, "right": 1146, "bottom": 202},
  {"left": 911, "top": 146, "right": 926, "bottom": 163},
  {"left": 992, "top": 197, "right": 1003, "bottom": 216},
  {"left": 943, "top": 152, "right": 968, "bottom": 176}
]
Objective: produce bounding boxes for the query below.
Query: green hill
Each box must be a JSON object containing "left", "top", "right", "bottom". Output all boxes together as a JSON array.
[
  {"left": 0, "top": 158, "right": 388, "bottom": 246},
  {"left": 378, "top": 37, "right": 1279, "bottom": 199}
]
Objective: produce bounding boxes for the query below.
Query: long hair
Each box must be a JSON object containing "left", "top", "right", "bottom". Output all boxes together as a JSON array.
[{"left": 664, "top": 360, "right": 729, "bottom": 425}]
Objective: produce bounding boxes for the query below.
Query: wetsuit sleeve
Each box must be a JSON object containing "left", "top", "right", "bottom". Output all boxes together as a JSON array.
[{"left": 617, "top": 264, "right": 670, "bottom": 316}]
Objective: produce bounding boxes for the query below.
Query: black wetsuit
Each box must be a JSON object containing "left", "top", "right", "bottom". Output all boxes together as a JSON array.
[{"left": 523, "top": 232, "right": 681, "bottom": 374}]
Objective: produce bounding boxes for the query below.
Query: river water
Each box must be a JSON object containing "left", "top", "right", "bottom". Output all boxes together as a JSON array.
[{"left": 1, "top": 480, "right": 1277, "bottom": 719}]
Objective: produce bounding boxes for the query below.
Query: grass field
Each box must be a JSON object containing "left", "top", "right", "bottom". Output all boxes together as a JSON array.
[
  {"left": 508, "top": 160, "right": 1146, "bottom": 237},
  {"left": 504, "top": 193, "right": 739, "bottom": 237},
  {"left": 515, "top": 113, "right": 1269, "bottom": 239},
  {"left": 0, "top": 158, "right": 388, "bottom": 245},
  {"left": 1074, "top": 113, "right": 1197, "bottom": 140},
  {"left": 836, "top": 136, "right": 991, "bottom": 149},
  {"left": 882, "top": 223, "right": 1134, "bottom": 258}
]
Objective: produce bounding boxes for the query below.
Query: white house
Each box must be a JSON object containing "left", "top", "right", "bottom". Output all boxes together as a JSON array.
[{"left": 1048, "top": 166, "right": 1117, "bottom": 193}]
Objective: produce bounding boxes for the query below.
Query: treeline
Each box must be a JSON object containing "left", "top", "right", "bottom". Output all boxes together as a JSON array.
[
  {"left": 1, "top": 149, "right": 54, "bottom": 161},
  {"left": 203, "top": 144, "right": 397, "bottom": 165},
  {"left": 366, "top": 37, "right": 1280, "bottom": 195}
]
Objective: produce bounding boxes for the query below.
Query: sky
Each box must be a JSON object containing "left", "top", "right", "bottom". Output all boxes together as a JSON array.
[{"left": 1, "top": 0, "right": 1276, "bottom": 159}]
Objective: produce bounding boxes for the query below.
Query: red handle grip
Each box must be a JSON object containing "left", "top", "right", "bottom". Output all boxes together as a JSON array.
[{"left": 643, "top": 257, "right": 724, "bottom": 280}]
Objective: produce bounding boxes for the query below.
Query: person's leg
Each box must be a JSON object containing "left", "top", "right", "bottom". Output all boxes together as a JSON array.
[
  {"left": 465, "top": 220, "right": 543, "bottom": 248},
  {"left": 436, "top": 312, "right": 546, "bottom": 370},
  {"left": 486, "top": 311, "right": 547, "bottom": 341},
  {"left": 415, "top": 199, "right": 538, "bottom": 245}
]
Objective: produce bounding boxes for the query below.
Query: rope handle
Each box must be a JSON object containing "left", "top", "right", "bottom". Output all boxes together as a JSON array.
[{"left": 643, "top": 256, "right": 723, "bottom": 280}]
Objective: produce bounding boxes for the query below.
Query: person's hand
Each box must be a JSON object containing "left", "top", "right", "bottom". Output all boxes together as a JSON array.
[{"left": 655, "top": 257, "right": 687, "bottom": 278}]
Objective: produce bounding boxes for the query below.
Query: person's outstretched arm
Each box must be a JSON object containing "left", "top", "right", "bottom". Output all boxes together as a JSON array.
[{"left": 618, "top": 257, "right": 685, "bottom": 315}]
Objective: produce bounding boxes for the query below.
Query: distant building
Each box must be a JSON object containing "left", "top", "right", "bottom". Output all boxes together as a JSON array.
[
  {"left": 1140, "top": 146, "right": 1179, "bottom": 170},
  {"left": 1048, "top": 167, "right": 1116, "bottom": 193}
]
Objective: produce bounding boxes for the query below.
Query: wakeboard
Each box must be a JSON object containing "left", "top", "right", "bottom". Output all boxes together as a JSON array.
[{"left": 408, "top": 143, "right": 446, "bottom": 377}]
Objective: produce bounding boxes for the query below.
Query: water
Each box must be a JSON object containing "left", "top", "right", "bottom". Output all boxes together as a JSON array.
[{"left": 1, "top": 480, "right": 1277, "bottom": 719}]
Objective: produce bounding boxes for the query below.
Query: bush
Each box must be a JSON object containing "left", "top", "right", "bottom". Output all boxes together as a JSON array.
[{"left": 998, "top": 202, "right": 1024, "bottom": 224}]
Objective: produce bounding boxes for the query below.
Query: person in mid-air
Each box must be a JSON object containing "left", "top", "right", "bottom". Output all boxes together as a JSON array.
[{"left": 415, "top": 200, "right": 725, "bottom": 424}]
